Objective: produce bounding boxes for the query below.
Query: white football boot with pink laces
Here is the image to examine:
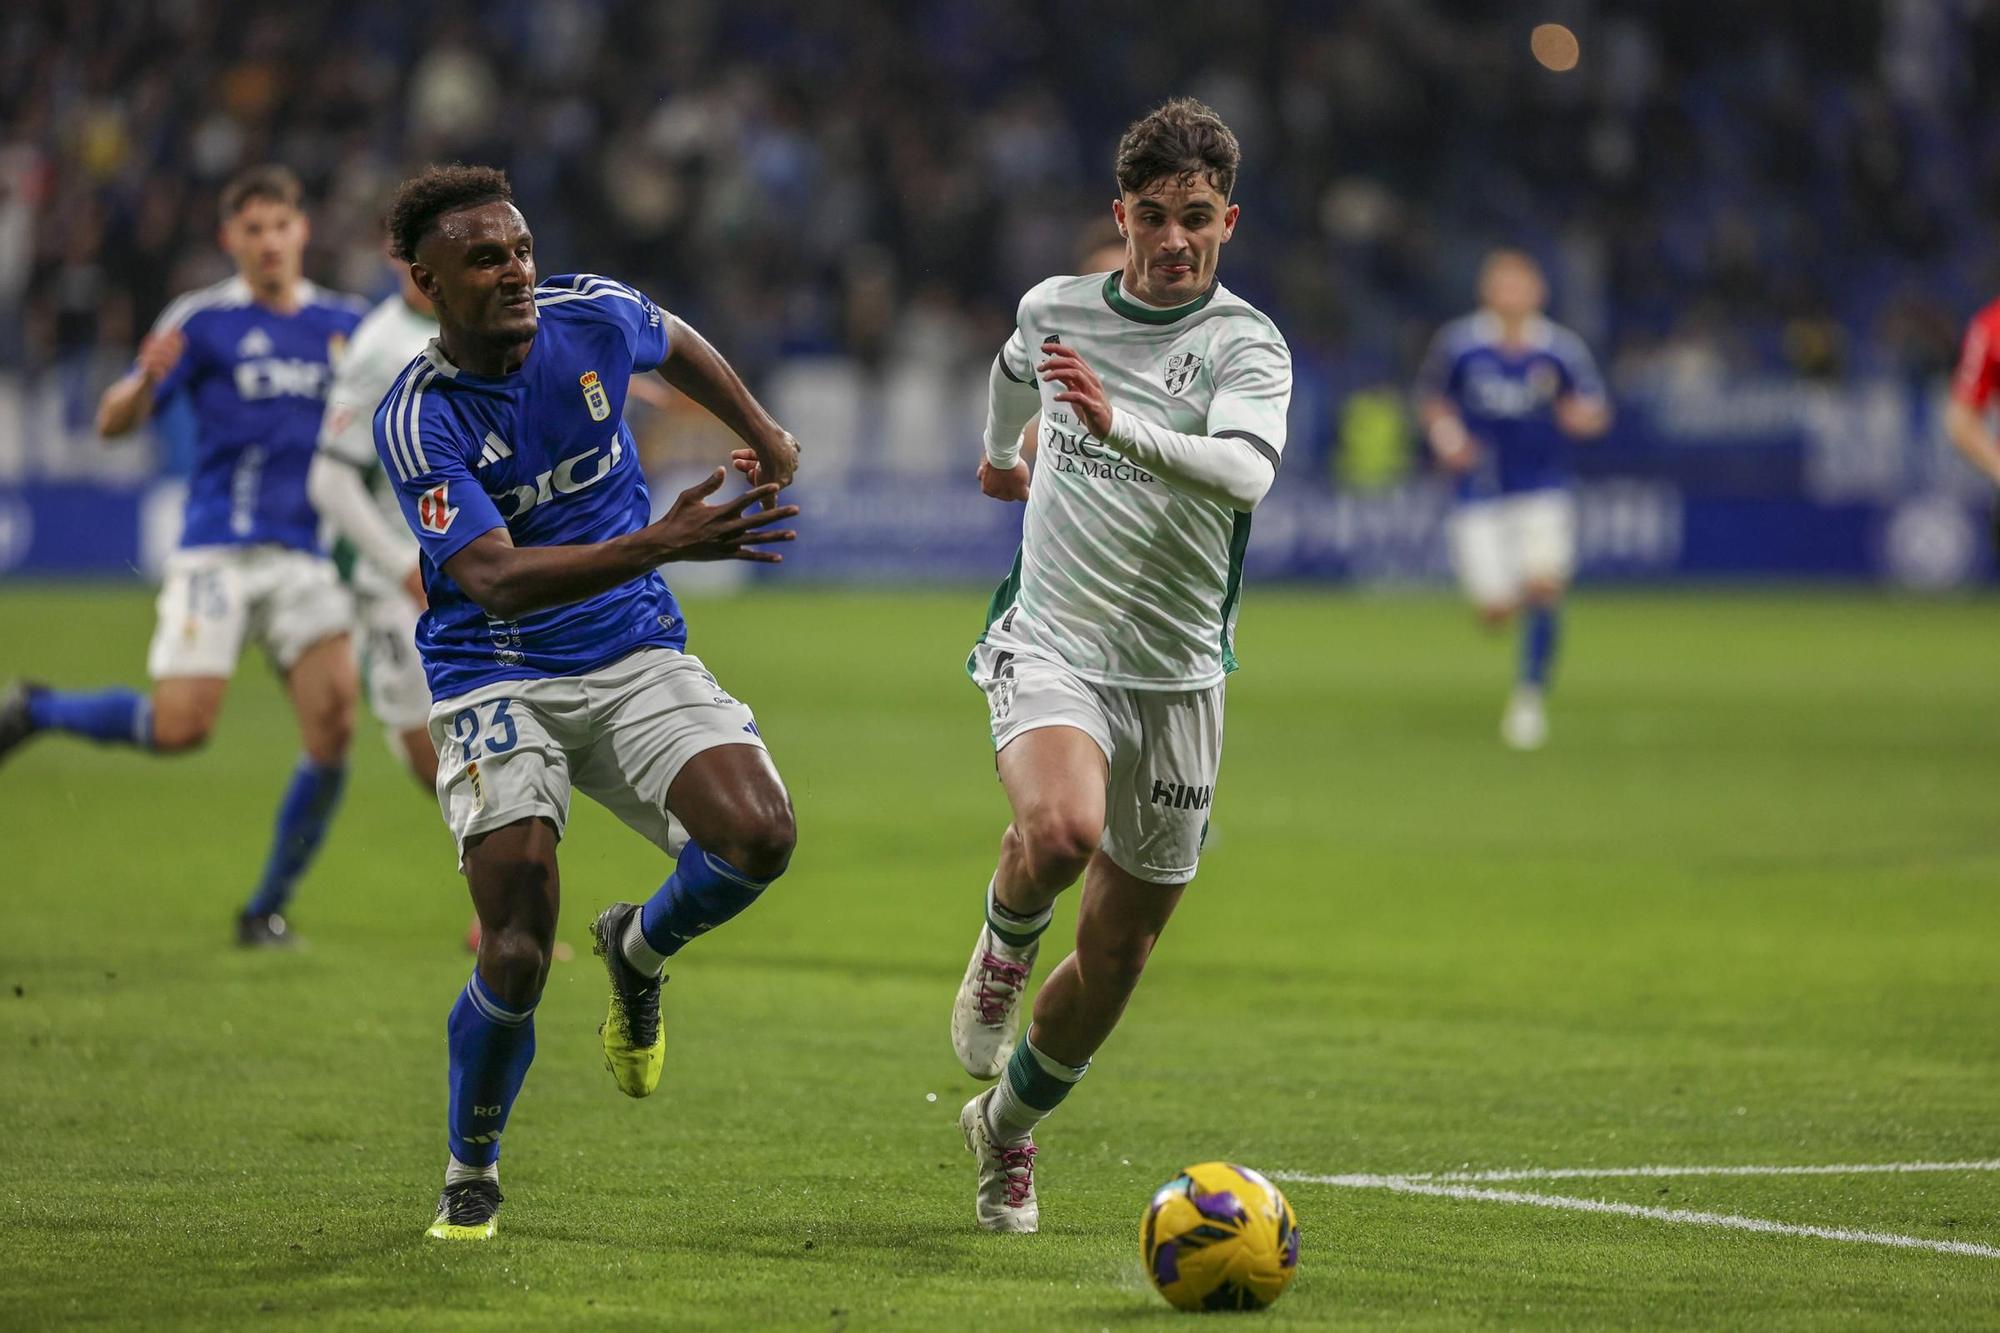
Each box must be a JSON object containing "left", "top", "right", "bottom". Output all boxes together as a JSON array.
[
  {"left": 950, "top": 923, "right": 1037, "bottom": 1079},
  {"left": 960, "top": 1088, "right": 1039, "bottom": 1232}
]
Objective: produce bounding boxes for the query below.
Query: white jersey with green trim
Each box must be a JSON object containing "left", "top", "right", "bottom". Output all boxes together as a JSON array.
[
  {"left": 317, "top": 294, "right": 436, "bottom": 590},
  {"left": 984, "top": 270, "right": 1291, "bottom": 690}
]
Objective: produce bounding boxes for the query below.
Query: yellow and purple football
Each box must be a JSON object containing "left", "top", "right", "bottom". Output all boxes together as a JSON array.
[{"left": 1141, "top": 1161, "right": 1301, "bottom": 1311}]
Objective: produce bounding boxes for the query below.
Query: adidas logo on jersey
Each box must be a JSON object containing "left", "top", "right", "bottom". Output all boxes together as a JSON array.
[
  {"left": 236, "top": 327, "right": 274, "bottom": 358},
  {"left": 478, "top": 432, "right": 514, "bottom": 468}
]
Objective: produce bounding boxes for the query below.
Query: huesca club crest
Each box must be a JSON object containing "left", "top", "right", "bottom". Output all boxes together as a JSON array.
[{"left": 1164, "top": 351, "right": 1202, "bottom": 396}]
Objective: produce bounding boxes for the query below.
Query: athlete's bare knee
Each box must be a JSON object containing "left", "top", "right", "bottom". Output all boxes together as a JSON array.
[
  {"left": 303, "top": 720, "right": 353, "bottom": 766},
  {"left": 1000, "top": 822, "right": 1025, "bottom": 864},
  {"left": 478, "top": 921, "right": 552, "bottom": 1007},
  {"left": 472, "top": 851, "right": 557, "bottom": 1004},
  {"left": 296, "top": 693, "right": 356, "bottom": 763},
  {"left": 150, "top": 715, "right": 213, "bottom": 753},
  {"left": 713, "top": 801, "right": 796, "bottom": 882},
  {"left": 1018, "top": 811, "right": 1099, "bottom": 889},
  {"left": 1523, "top": 580, "right": 1563, "bottom": 608},
  {"left": 150, "top": 698, "right": 217, "bottom": 753}
]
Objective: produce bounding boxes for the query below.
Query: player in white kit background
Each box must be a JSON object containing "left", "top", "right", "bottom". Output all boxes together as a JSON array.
[
  {"left": 947, "top": 99, "right": 1292, "bottom": 1233},
  {"left": 310, "top": 257, "right": 443, "bottom": 789}
]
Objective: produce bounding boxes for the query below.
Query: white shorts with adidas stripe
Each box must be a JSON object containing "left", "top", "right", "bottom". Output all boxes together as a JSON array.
[{"left": 427, "top": 647, "right": 764, "bottom": 868}]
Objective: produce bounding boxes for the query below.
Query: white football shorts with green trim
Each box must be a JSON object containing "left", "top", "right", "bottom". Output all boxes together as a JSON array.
[{"left": 970, "top": 640, "right": 1222, "bottom": 886}]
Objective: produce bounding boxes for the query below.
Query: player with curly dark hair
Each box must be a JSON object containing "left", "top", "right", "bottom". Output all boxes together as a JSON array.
[{"left": 372, "top": 164, "right": 806, "bottom": 1242}]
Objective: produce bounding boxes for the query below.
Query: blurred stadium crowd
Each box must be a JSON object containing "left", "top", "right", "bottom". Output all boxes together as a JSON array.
[{"left": 11, "top": 2, "right": 2000, "bottom": 404}]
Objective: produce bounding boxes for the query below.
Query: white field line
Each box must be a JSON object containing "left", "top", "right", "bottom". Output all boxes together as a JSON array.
[
  {"left": 1274, "top": 1162, "right": 2000, "bottom": 1262},
  {"left": 1287, "top": 1158, "right": 2000, "bottom": 1186}
]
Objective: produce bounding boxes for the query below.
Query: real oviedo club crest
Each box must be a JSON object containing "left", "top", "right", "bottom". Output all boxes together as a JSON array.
[
  {"left": 1164, "top": 351, "right": 1202, "bottom": 396},
  {"left": 580, "top": 370, "right": 611, "bottom": 422}
]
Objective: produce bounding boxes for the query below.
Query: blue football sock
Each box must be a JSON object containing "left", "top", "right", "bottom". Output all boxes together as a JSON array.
[
  {"left": 242, "top": 757, "right": 347, "bottom": 917},
  {"left": 26, "top": 688, "right": 152, "bottom": 748},
  {"left": 1521, "top": 604, "right": 1561, "bottom": 689},
  {"left": 635, "top": 839, "right": 774, "bottom": 960},
  {"left": 445, "top": 971, "right": 537, "bottom": 1170}
]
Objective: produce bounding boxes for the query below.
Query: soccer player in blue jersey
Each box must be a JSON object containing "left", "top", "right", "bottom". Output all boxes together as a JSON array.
[
  {"left": 1416, "top": 250, "right": 1611, "bottom": 749},
  {"left": 0, "top": 165, "right": 368, "bottom": 945},
  {"left": 372, "top": 166, "right": 802, "bottom": 1242}
]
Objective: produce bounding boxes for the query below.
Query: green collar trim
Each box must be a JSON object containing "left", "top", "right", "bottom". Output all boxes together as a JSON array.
[{"left": 1100, "top": 271, "right": 1217, "bottom": 325}]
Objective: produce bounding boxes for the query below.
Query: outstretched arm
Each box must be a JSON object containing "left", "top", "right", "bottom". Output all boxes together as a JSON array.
[
  {"left": 308, "top": 452, "right": 428, "bottom": 605},
  {"left": 97, "top": 329, "right": 185, "bottom": 438},
  {"left": 443, "top": 470, "right": 798, "bottom": 621},
  {"left": 656, "top": 315, "right": 799, "bottom": 489},
  {"left": 1418, "top": 396, "right": 1477, "bottom": 473}
]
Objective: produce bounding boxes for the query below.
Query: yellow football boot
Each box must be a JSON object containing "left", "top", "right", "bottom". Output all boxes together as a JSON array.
[
  {"left": 426, "top": 1180, "right": 502, "bottom": 1240},
  {"left": 591, "top": 903, "right": 666, "bottom": 1098}
]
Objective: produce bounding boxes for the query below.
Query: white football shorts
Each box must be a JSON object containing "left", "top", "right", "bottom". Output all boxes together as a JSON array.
[
  {"left": 352, "top": 573, "right": 432, "bottom": 733},
  {"left": 1449, "top": 489, "right": 1577, "bottom": 609},
  {"left": 147, "top": 544, "right": 353, "bottom": 680},
  {"left": 428, "top": 647, "right": 761, "bottom": 865},
  {"left": 969, "top": 641, "right": 1223, "bottom": 886}
]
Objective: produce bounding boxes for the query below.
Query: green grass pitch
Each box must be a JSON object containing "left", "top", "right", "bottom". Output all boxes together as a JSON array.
[{"left": 3, "top": 583, "right": 1998, "bottom": 1329}]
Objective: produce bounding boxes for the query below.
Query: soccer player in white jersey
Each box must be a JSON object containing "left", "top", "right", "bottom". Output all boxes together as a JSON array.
[
  {"left": 949, "top": 99, "right": 1292, "bottom": 1233},
  {"left": 309, "top": 259, "right": 442, "bottom": 790},
  {"left": 1415, "top": 251, "right": 1610, "bottom": 750},
  {"left": 0, "top": 165, "right": 367, "bottom": 947}
]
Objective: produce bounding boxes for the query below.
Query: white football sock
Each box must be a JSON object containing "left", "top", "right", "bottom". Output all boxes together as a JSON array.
[
  {"left": 985, "top": 1037, "right": 1087, "bottom": 1143},
  {"left": 621, "top": 912, "right": 668, "bottom": 977},
  {"left": 986, "top": 878, "right": 1052, "bottom": 953},
  {"left": 445, "top": 1154, "right": 498, "bottom": 1187}
]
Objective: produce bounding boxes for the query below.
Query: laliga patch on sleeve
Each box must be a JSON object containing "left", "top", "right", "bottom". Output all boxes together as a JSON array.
[{"left": 418, "top": 481, "right": 459, "bottom": 535}]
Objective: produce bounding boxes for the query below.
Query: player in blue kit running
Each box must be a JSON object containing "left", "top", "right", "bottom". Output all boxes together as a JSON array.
[
  {"left": 0, "top": 166, "right": 368, "bottom": 946},
  {"left": 372, "top": 166, "right": 803, "bottom": 1242},
  {"left": 1416, "top": 250, "right": 1610, "bottom": 750}
]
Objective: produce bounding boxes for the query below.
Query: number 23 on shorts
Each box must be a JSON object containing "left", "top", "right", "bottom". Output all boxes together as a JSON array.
[{"left": 450, "top": 699, "right": 519, "bottom": 758}]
